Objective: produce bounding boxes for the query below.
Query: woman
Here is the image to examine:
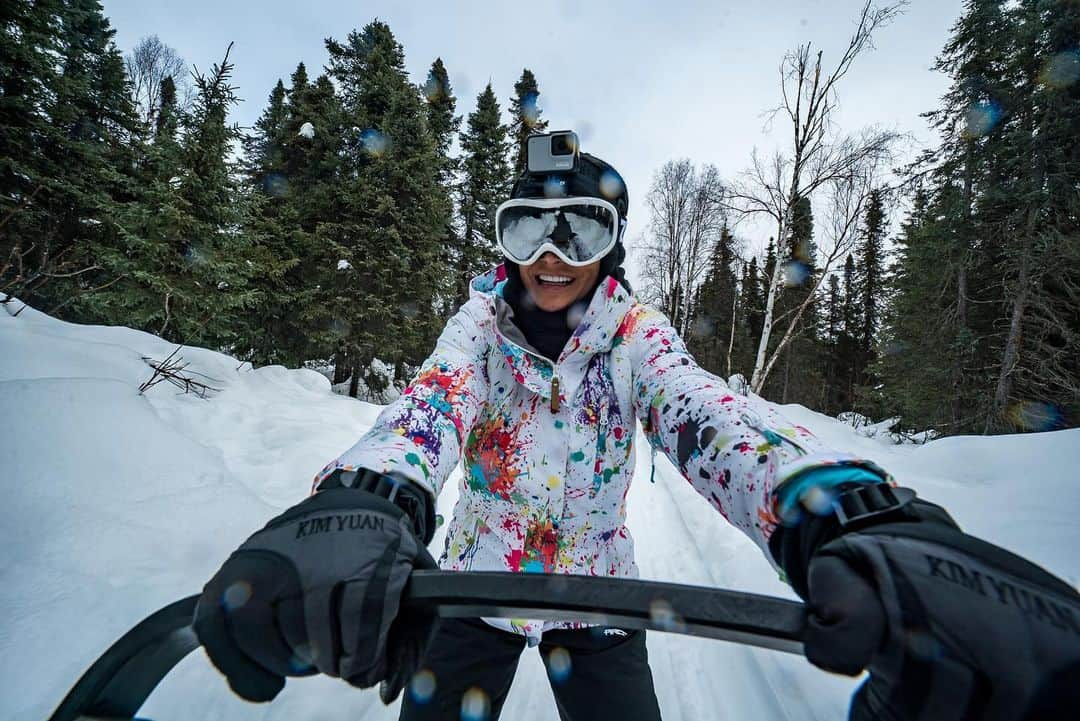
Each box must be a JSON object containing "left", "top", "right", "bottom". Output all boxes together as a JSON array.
[{"left": 194, "top": 134, "right": 1080, "bottom": 721}]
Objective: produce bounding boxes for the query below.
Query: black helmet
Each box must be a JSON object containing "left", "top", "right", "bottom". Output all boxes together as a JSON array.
[{"left": 510, "top": 151, "right": 629, "bottom": 224}]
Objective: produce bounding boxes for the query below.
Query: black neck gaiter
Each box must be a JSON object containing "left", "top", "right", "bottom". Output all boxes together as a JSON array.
[
  {"left": 503, "top": 264, "right": 590, "bottom": 362},
  {"left": 501, "top": 247, "right": 631, "bottom": 362}
]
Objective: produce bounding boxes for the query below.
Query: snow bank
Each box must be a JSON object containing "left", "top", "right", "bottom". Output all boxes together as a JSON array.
[{"left": 1, "top": 301, "right": 1077, "bottom": 721}]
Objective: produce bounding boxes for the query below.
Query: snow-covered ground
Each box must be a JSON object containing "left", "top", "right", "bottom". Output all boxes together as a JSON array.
[{"left": 2, "top": 300, "right": 1078, "bottom": 721}]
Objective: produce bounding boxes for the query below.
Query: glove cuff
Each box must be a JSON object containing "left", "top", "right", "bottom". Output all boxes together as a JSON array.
[
  {"left": 317, "top": 468, "right": 435, "bottom": 544},
  {"left": 769, "top": 481, "right": 957, "bottom": 600}
]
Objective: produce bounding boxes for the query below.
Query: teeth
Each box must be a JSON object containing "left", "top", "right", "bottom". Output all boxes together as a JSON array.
[{"left": 539, "top": 274, "right": 573, "bottom": 284}]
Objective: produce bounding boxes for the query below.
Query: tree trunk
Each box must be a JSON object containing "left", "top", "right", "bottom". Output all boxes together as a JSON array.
[
  {"left": 333, "top": 349, "right": 350, "bottom": 385},
  {"left": 986, "top": 257, "right": 1029, "bottom": 433},
  {"left": 348, "top": 364, "right": 360, "bottom": 398}
]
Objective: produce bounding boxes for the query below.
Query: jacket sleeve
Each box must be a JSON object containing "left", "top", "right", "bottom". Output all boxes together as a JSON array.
[
  {"left": 626, "top": 305, "right": 888, "bottom": 559},
  {"left": 312, "top": 297, "right": 491, "bottom": 501}
]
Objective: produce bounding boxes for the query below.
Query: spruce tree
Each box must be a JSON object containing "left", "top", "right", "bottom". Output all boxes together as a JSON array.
[
  {"left": 423, "top": 58, "right": 461, "bottom": 319},
  {"left": 688, "top": 225, "right": 738, "bottom": 376},
  {"left": 509, "top": 68, "right": 549, "bottom": 175},
  {"left": 853, "top": 187, "right": 886, "bottom": 411},
  {"left": 324, "top": 20, "right": 449, "bottom": 395},
  {"left": 424, "top": 58, "right": 460, "bottom": 185},
  {"left": 457, "top": 83, "right": 511, "bottom": 307},
  {"left": 1, "top": 0, "right": 141, "bottom": 319}
]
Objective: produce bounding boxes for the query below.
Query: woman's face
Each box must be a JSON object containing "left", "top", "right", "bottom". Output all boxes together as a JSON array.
[{"left": 519, "top": 253, "right": 602, "bottom": 312}]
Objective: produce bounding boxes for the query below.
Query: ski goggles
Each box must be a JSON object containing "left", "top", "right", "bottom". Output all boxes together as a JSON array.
[{"left": 495, "top": 197, "right": 620, "bottom": 267}]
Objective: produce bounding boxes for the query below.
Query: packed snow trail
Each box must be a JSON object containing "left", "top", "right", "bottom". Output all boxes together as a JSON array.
[{"left": 2, "top": 301, "right": 1078, "bottom": 720}]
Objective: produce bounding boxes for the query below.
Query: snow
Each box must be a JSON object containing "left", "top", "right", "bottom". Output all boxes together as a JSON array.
[{"left": 2, "top": 299, "right": 1078, "bottom": 720}]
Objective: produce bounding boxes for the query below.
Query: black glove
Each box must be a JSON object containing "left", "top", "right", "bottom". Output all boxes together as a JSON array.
[
  {"left": 771, "top": 483, "right": 1080, "bottom": 721},
  {"left": 194, "top": 475, "right": 437, "bottom": 704}
]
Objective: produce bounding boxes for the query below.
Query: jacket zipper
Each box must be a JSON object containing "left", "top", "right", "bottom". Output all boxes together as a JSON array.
[{"left": 494, "top": 326, "right": 562, "bottom": 413}]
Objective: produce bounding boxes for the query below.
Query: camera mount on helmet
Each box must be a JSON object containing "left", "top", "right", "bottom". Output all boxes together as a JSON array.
[{"left": 510, "top": 130, "right": 629, "bottom": 220}]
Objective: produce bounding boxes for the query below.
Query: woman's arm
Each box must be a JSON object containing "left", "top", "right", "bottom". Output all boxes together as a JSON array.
[
  {"left": 626, "top": 304, "right": 887, "bottom": 556},
  {"left": 313, "top": 297, "right": 492, "bottom": 501}
]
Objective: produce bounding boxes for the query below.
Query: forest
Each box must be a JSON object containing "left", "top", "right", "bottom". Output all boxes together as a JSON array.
[{"left": 2, "top": 0, "right": 1077, "bottom": 436}]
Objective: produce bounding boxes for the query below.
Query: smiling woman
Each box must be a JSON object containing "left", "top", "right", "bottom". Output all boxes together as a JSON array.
[{"left": 519, "top": 254, "right": 600, "bottom": 311}]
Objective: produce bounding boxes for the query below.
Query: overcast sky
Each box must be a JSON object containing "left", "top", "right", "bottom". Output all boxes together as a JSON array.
[{"left": 102, "top": 0, "right": 964, "bottom": 283}]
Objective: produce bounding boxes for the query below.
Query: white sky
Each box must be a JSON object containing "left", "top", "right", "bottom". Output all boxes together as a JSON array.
[{"left": 102, "top": 0, "right": 963, "bottom": 285}]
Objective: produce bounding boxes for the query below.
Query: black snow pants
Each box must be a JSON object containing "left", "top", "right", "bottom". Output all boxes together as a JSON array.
[{"left": 398, "top": 617, "right": 663, "bottom": 721}]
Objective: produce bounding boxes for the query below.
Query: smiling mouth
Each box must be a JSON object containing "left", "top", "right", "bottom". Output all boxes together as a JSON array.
[{"left": 537, "top": 274, "right": 574, "bottom": 288}]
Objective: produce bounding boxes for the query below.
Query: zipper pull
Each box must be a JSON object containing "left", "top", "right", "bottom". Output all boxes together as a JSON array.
[{"left": 550, "top": 376, "right": 560, "bottom": 413}]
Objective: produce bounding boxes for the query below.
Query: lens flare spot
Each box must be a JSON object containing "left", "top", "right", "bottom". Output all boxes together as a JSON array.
[
  {"left": 964, "top": 100, "right": 1001, "bottom": 138},
  {"left": 289, "top": 643, "right": 315, "bottom": 672},
  {"left": 264, "top": 172, "right": 289, "bottom": 198},
  {"left": 460, "top": 686, "right": 490, "bottom": 721},
  {"left": 566, "top": 301, "right": 587, "bottom": 329},
  {"left": 520, "top": 91, "right": 541, "bottom": 126},
  {"left": 424, "top": 74, "right": 448, "bottom": 102},
  {"left": 409, "top": 669, "right": 437, "bottom": 704},
  {"left": 1041, "top": 49, "right": 1080, "bottom": 89},
  {"left": 1008, "top": 400, "right": 1063, "bottom": 432},
  {"left": 649, "top": 599, "right": 686, "bottom": 633},
  {"left": 546, "top": 647, "right": 572, "bottom": 684},
  {"left": 599, "top": 170, "right": 625, "bottom": 201},
  {"left": 360, "top": 128, "right": 390, "bottom": 157},
  {"left": 782, "top": 260, "right": 811, "bottom": 287},
  {"left": 903, "top": 628, "right": 942, "bottom": 661},
  {"left": 222, "top": 581, "right": 251, "bottom": 610},
  {"left": 183, "top": 244, "right": 206, "bottom": 266},
  {"left": 692, "top": 314, "right": 716, "bottom": 338},
  {"left": 329, "top": 318, "right": 352, "bottom": 336},
  {"left": 543, "top": 176, "right": 568, "bottom": 199},
  {"left": 801, "top": 485, "right": 836, "bottom": 516}
]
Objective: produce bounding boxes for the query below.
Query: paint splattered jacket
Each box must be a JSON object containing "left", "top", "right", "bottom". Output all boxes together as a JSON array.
[{"left": 316, "top": 267, "right": 872, "bottom": 637}]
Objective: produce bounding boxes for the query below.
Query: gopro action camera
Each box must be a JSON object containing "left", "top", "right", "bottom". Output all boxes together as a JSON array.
[{"left": 527, "top": 130, "right": 580, "bottom": 173}]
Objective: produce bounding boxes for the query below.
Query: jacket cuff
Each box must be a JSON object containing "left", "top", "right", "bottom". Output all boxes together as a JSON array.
[{"left": 773, "top": 453, "right": 893, "bottom": 525}]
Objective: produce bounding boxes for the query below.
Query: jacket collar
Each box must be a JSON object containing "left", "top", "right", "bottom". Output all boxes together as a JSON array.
[{"left": 470, "top": 266, "right": 636, "bottom": 401}]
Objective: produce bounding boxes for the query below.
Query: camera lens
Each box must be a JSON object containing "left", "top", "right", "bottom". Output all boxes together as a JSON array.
[{"left": 551, "top": 133, "right": 574, "bottom": 156}]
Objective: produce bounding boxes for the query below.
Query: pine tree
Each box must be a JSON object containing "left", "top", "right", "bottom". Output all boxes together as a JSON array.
[
  {"left": 422, "top": 58, "right": 461, "bottom": 319},
  {"left": 1, "top": 0, "right": 142, "bottom": 319},
  {"left": 847, "top": 186, "right": 887, "bottom": 414},
  {"left": 509, "top": 68, "right": 549, "bottom": 175},
  {"left": 324, "top": 20, "right": 449, "bottom": 395},
  {"left": 688, "top": 225, "right": 737, "bottom": 376},
  {"left": 457, "top": 83, "right": 511, "bottom": 307},
  {"left": 741, "top": 258, "right": 764, "bottom": 353},
  {"left": 423, "top": 58, "right": 460, "bottom": 185}
]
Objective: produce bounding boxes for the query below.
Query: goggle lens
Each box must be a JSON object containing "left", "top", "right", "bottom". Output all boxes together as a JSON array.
[{"left": 497, "top": 202, "right": 617, "bottom": 265}]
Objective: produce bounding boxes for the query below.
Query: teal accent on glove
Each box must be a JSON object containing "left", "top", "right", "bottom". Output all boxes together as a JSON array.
[{"left": 774, "top": 466, "right": 885, "bottom": 525}]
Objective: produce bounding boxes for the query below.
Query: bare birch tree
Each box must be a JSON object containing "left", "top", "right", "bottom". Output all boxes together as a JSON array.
[
  {"left": 125, "top": 35, "right": 191, "bottom": 129},
  {"left": 639, "top": 159, "right": 727, "bottom": 337},
  {"left": 727, "top": 1, "right": 904, "bottom": 392}
]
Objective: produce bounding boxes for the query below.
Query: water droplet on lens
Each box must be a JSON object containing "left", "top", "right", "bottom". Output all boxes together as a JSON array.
[
  {"left": 546, "top": 647, "right": 572, "bottom": 684},
  {"left": 222, "top": 581, "right": 251, "bottom": 610},
  {"left": 409, "top": 669, "right": 437, "bottom": 704},
  {"left": 964, "top": 101, "right": 1001, "bottom": 138},
  {"left": 1041, "top": 50, "right": 1080, "bottom": 89},
  {"left": 543, "top": 176, "right": 568, "bottom": 199},
  {"left": 649, "top": 599, "right": 686, "bottom": 633},
  {"left": 801, "top": 486, "right": 835, "bottom": 515},
  {"left": 460, "top": 687, "right": 490, "bottom": 721},
  {"left": 782, "top": 260, "right": 810, "bottom": 287},
  {"left": 599, "top": 170, "right": 625, "bottom": 201}
]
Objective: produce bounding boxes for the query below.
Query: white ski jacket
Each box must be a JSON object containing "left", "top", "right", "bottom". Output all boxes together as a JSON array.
[{"left": 316, "top": 267, "right": 877, "bottom": 641}]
